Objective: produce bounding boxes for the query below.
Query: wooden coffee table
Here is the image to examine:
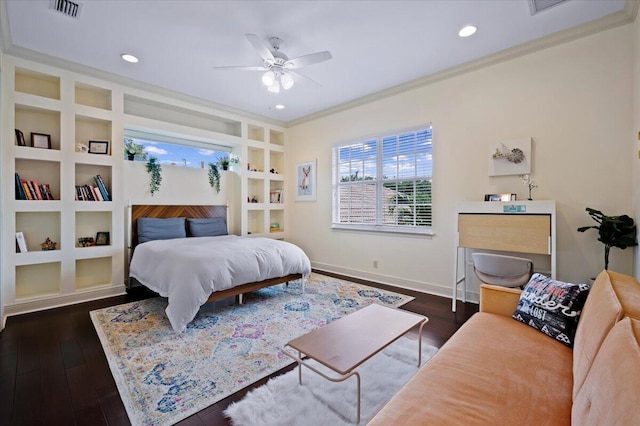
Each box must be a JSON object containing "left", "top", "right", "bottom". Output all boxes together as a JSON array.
[{"left": 282, "top": 303, "right": 428, "bottom": 423}]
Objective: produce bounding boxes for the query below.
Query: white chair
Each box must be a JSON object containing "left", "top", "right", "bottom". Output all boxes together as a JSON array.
[{"left": 472, "top": 253, "right": 533, "bottom": 288}]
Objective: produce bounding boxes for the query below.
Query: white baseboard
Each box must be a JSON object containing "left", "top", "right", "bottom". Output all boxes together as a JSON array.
[
  {"left": 3, "top": 285, "right": 127, "bottom": 324},
  {"left": 311, "top": 261, "right": 479, "bottom": 304}
]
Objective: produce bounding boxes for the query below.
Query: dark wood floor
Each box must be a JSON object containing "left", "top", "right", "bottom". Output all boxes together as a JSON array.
[{"left": 0, "top": 271, "right": 478, "bottom": 425}]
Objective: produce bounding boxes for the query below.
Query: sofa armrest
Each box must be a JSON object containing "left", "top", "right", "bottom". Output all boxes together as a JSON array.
[{"left": 480, "top": 284, "right": 522, "bottom": 317}]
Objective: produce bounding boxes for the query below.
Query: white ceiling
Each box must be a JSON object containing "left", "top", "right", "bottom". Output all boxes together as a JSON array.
[{"left": 2, "top": 0, "right": 628, "bottom": 124}]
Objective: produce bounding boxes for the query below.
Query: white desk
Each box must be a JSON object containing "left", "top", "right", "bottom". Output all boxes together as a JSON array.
[{"left": 452, "top": 200, "right": 556, "bottom": 312}]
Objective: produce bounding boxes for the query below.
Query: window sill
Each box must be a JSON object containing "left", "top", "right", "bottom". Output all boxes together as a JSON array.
[{"left": 331, "top": 223, "right": 434, "bottom": 236}]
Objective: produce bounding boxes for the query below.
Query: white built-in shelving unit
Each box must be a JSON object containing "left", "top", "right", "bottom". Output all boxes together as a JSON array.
[
  {"left": 2, "top": 60, "right": 125, "bottom": 317},
  {"left": 1, "top": 56, "right": 290, "bottom": 322}
]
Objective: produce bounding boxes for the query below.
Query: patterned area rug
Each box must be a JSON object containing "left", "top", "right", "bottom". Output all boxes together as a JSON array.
[{"left": 90, "top": 273, "right": 414, "bottom": 426}]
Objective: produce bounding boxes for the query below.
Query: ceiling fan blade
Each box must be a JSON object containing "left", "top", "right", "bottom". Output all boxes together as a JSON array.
[
  {"left": 212, "top": 65, "right": 267, "bottom": 71},
  {"left": 245, "top": 34, "right": 275, "bottom": 63},
  {"left": 285, "top": 51, "right": 332, "bottom": 69},
  {"left": 288, "top": 70, "right": 322, "bottom": 86}
]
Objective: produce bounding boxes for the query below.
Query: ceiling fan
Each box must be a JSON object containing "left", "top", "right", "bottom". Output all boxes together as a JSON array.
[{"left": 213, "top": 34, "right": 332, "bottom": 93}]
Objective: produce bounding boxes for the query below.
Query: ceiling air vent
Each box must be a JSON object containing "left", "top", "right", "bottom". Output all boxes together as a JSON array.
[
  {"left": 49, "top": 0, "right": 82, "bottom": 19},
  {"left": 528, "top": 0, "right": 566, "bottom": 15}
]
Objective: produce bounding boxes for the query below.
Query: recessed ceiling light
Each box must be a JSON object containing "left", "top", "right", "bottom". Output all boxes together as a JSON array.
[
  {"left": 275, "top": 104, "right": 285, "bottom": 110},
  {"left": 458, "top": 25, "right": 477, "bottom": 38},
  {"left": 121, "top": 53, "right": 139, "bottom": 63}
]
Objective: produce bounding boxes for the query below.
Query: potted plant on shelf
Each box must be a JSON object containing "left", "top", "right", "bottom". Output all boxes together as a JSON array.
[
  {"left": 124, "top": 138, "right": 146, "bottom": 161},
  {"left": 217, "top": 154, "right": 239, "bottom": 171},
  {"left": 577, "top": 207, "right": 637, "bottom": 271},
  {"left": 146, "top": 157, "right": 162, "bottom": 196}
]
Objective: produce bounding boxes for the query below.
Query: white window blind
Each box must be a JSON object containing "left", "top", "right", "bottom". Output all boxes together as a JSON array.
[{"left": 332, "top": 126, "right": 432, "bottom": 234}]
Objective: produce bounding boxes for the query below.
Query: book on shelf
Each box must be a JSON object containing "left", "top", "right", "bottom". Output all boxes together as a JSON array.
[
  {"left": 15, "top": 232, "right": 28, "bottom": 253},
  {"left": 14, "top": 173, "right": 26, "bottom": 200},
  {"left": 15, "top": 173, "right": 54, "bottom": 200},
  {"left": 270, "top": 190, "right": 283, "bottom": 203},
  {"left": 95, "top": 175, "right": 111, "bottom": 201}
]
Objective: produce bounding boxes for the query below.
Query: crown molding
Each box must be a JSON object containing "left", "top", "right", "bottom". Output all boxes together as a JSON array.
[{"left": 288, "top": 5, "right": 636, "bottom": 127}]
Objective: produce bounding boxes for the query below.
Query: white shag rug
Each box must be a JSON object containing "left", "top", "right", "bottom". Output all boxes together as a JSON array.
[{"left": 224, "top": 336, "right": 438, "bottom": 425}]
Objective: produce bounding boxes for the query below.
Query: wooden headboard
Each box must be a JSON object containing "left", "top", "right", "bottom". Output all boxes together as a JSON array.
[{"left": 129, "top": 204, "right": 227, "bottom": 248}]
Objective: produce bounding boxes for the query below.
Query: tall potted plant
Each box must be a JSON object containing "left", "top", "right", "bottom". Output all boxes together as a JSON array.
[{"left": 577, "top": 207, "right": 637, "bottom": 270}]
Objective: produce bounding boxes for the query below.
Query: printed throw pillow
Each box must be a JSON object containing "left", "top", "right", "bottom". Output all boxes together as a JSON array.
[{"left": 513, "top": 273, "right": 590, "bottom": 348}]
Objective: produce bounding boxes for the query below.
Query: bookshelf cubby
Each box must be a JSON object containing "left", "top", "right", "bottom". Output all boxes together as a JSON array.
[{"left": 15, "top": 262, "right": 61, "bottom": 299}]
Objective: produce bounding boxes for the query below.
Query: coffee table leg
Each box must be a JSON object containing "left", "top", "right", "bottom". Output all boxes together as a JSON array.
[
  {"left": 355, "top": 371, "right": 361, "bottom": 424},
  {"left": 417, "top": 320, "right": 426, "bottom": 367}
]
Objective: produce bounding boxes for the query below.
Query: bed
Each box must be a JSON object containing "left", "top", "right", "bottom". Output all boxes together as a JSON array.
[{"left": 127, "top": 205, "right": 311, "bottom": 332}]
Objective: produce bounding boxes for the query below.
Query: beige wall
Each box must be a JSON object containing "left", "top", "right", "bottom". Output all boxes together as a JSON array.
[{"left": 288, "top": 25, "right": 634, "bottom": 299}]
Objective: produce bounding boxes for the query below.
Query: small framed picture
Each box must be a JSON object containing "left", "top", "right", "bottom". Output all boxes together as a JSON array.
[
  {"left": 484, "top": 193, "right": 517, "bottom": 202},
  {"left": 31, "top": 132, "right": 51, "bottom": 149},
  {"left": 15, "top": 129, "right": 26, "bottom": 146},
  {"left": 295, "top": 159, "right": 317, "bottom": 201},
  {"left": 88, "top": 140, "right": 110, "bottom": 155},
  {"left": 95, "top": 231, "right": 110, "bottom": 246}
]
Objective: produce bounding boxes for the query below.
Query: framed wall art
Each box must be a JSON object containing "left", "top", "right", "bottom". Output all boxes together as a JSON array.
[
  {"left": 31, "top": 132, "right": 51, "bottom": 149},
  {"left": 88, "top": 140, "right": 110, "bottom": 155},
  {"left": 295, "top": 159, "right": 316, "bottom": 201}
]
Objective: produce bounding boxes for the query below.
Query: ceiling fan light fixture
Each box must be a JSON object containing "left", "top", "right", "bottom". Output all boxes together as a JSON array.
[
  {"left": 280, "top": 73, "right": 294, "bottom": 90},
  {"left": 262, "top": 70, "right": 276, "bottom": 86},
  {"left": 121, "top": 53, "right": 139, "bottom": 63},
  {"left": 267, "top": 79, "right": 280, "bottom": 93}
]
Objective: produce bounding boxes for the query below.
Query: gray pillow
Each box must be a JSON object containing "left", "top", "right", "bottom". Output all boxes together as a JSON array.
[
  {"left": 137, "top": 217, "right": 186, "bottom": 243},
  {"left": 187, "top": 217, "right": 228, "bottom": 237}
]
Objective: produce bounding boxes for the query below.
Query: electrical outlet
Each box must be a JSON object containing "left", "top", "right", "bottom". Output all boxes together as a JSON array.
[{"left": 373, "top": 260, "right": 378, "bottom": 268}]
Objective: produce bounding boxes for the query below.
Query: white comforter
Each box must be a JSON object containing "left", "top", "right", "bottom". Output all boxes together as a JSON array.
[{"left": 129, "top": 235, "right": 311, "bottom": 332}]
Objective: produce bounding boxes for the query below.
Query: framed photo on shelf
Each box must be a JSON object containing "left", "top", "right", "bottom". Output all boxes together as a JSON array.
[
  {"left": 31, "top": 132, "right": 51, "bottom": 149},
  {"left": 15, "top": 232, "right": 28, "bottom": 253},
  {"left": 15, "top": 129, "right": 26, "bottom": 146},
  {"left": 88, "top": 140, "right": 110, "bottom": 155},
  {"left": 295, "top": 159, "right": 316, "bottom": 201},
  {"left": 95, "top": 231, "right": 110, "bottom": 246},
  {"left": 484, "top": 193, "right": 517, "bottom": 202}
]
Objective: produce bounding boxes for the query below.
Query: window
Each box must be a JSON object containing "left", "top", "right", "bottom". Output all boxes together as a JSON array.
[
  {"left": 332, "top": 126, "right": 432, "bottom": 234},
  {"left": 124, "top": 130, "right": 231, "bottom": 168}
]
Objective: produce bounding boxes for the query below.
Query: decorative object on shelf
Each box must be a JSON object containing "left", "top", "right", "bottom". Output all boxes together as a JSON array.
[
  {"left": 78, "top": 237, "right": 95, "bottom": 247},
  {"left": 77, "top": 143, "right": 88, "bottom": 153},
  {"left": 31, "top": 132, "right": 51, "bottom": 149},
  {"left": 15, "top": 232, "right": 28, "bottom": 253},
  {"left": 15, "top": 129, "right": 26, "bottom": 146},
  {"left": 484, "top": 193, "right": 516, "bottom": 202},
  {"left": 270, "top": 190, "right": 282, "bottom": 203},
  {"left": 207, "top": 162, "right": 221, "bottom": 193},
  {"left": 488, "top": 137, "right": 531, "bottom": 176},
  {"left": 270, "top": 168, "right": 279, "bottom": 174},
  {"left": 88, "top": 140, "right": 110, "bottom": 155},
  {"left": 295, "top": 159, "right": 316, "bottom": 201},
  {"left": 124, "top": 138, "right": 146, "bottom": 161},
  {"left": 251, "top": 196, "right": 258, "bottom": 203},
  {"left": 577, "top": 207, "right": 637, "bottom": 271},
  {"left": 519, "top": 174, "right": 538, "bottom": 200},
  {"left": 40, "top": 237, "right": 57, "bottom": 251},
  {"left": 146, "top": 157, "right": 163, "bottom": 196},
  {"left": 96, "top": 231, "right": 110, "bottom": 246},
  {"left": 217, "top": 154, "right": 239, "bottom": 171}
]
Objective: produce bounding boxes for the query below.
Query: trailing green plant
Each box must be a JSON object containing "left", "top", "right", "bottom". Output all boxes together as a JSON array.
[
  {"left": 577, "top": 207, "right": 637, "bottom": 270},
  {"left": 208, "top": 162, "right": 220, "bottom": 193},
  {"left": 145, "top": 157, "right": 162, "bottom": 196}
]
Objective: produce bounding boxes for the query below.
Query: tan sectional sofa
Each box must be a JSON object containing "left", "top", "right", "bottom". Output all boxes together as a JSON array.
[{"left": 368, "top": 270, "right": 640, "bottom": 425}]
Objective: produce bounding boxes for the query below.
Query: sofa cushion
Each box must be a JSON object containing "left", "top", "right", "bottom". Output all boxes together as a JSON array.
[
  {"left": 572, "top": 317, "right": 640, "bottom": 425},
  {"left": 512, "top": 273, "right": 589, "bottom": 348},
  {"left": 572, "top": 270, "right": 626, "bottom": 399},
  {"left": 368, "top": 312, "right": 573, "bottom": 425}
]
